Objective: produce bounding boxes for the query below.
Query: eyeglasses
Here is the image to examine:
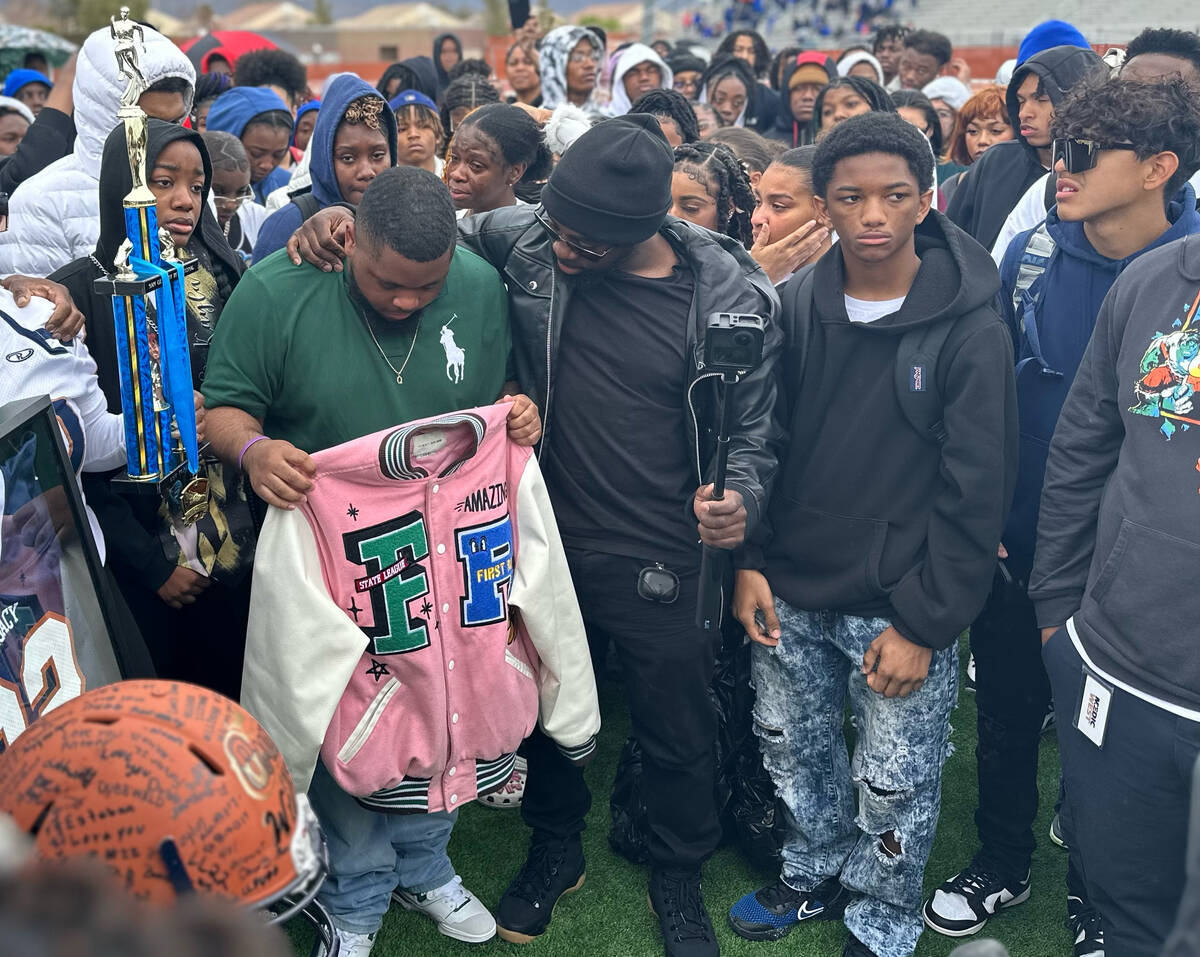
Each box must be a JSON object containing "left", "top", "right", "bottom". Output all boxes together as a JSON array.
[
  {"left": 212, "top": 186, "right": 254, "bottom": 207},
  {"left": 1052, "top": 137, "right": 1139, "bottom": 174},
  {"left": 568, "top": 50, "right": 600, "bottom": 64},
  {"left": 533, "top": 208, "right": 612, "bottom": 260}
]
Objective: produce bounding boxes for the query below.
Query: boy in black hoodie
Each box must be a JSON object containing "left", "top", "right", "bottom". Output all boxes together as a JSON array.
[
  {"left": 946, "top": 44, "right": 1103, "bottom": 251},
  {"left": 727, "top": 113, "right": 1017, "bottom": 957}
]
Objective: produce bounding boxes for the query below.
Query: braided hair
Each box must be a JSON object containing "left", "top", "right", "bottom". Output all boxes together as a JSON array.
[
  {"left": 448, "top": 58, "right": 493, "bottom": 81},
  {"left": 439, "top": 75, "right": 500, "bottom": 134},
  {"left": 628, "top": 88, "right": 699, "bottom": 144},
  {"left": 672, "top": 141, "right": 755, "bottom": 247}
]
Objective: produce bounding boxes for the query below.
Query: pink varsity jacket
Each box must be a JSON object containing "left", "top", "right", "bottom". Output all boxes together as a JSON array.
[{"left": 241, "top": 404, "right": 600, "bottom": 811}]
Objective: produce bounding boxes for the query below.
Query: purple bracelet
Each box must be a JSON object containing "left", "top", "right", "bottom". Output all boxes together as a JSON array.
[{"left": 238, "top": 435, "right": 268, "bottom": 471}]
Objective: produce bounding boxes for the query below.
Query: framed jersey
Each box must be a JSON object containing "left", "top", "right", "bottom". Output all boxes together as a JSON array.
[{"left": 0, "top": 396, "right": 133, "bottom": 750}]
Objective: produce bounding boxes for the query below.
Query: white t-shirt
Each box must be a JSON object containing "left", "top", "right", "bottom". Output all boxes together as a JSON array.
[{"left": 845, "top": 294, "right": 906, "bottom": 324}]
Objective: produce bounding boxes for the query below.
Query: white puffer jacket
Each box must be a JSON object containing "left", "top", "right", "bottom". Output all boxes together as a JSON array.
[{"left": 0, "top": 26, "right": 194, "bottom": 277}]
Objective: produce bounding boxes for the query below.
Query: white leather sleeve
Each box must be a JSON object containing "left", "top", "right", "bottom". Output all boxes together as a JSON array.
[
  {"left": 509, "top": 453, "right": 601, "bottom": 753},
  {"left": 241, "top": 507, "right": 367, "bottom": 794}
]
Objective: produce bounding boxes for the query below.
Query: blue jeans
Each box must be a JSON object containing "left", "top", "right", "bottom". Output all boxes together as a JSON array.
[
  {"left": 751, "top": 602, "right": 958, "bottom": 957},
  {"left": 308, "top": 761, "right": 457, "bottom": 934}
]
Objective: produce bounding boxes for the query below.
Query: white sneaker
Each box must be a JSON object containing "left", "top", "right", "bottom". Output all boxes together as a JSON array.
[
  {"left": 393, "top": 874, "right": 497, "bottom": 943},
  {"left": 318, "top": 927, "right": 376, "bottom": 957}
]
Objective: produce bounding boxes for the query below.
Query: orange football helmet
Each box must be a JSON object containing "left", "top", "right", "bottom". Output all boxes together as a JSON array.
[{"left": 0, "top": 680, "right": 337, "bottom": 954}]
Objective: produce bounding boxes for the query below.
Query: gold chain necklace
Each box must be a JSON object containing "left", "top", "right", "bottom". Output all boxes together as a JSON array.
[{"left": 359, "top": 306, "right": 422, "bottom": 384}]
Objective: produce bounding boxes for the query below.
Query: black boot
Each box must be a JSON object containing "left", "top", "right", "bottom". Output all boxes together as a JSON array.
[
  {"left": 649, "top": 867, "right": 719, "bottom": 957},
  {"left": 495, "top": 833, "right": 585, "bottom": 944}
]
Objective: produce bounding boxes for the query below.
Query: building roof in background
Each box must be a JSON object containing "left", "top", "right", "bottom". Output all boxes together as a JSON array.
[
  {"left": 219, "top": 0, "right": 315, "bottom": 30},
  {"left": 339, "top": 2, "right": 467, "bottom": 29}
]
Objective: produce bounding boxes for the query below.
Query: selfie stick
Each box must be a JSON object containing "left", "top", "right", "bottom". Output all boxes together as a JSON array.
[{"left": 696, "top": 373, "right": 737, "bottom": 631}]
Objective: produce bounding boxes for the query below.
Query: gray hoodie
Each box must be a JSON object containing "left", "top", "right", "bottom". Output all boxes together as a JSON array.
[{"left": 1031, "top": 234, "right": 1200, "bottom": 711}]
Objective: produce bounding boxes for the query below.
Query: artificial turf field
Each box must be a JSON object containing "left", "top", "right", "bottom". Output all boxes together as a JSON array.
[{"left": 292, "top": 646, "right": 1070, "bottom": 957}]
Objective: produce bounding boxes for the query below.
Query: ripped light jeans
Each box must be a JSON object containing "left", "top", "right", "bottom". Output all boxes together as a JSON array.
[{"left": 751, "top": 601, "right": 957, "bottom": 957}]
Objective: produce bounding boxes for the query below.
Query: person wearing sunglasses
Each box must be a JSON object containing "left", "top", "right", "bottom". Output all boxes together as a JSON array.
[
  {"left": 992, "top": 26, "right": 1200, "bottom": 265},
  {"left": 1027, "top": 70, "right": 1200, "bottom": 957},
  {"left": 285, "top": 112, "right": 782, "bottom": 957},
  {"left": 924, "top": 73, "right": 1200, "bottom": 952}
]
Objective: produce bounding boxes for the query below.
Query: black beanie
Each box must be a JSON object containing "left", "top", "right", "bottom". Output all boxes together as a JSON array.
[{"left": 541, "top": 113, "right": 673, "bottom": 245}]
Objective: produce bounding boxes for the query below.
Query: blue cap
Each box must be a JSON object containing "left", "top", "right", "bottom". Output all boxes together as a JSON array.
[
  {"left": 2, "top": 69, "right": 52, "bottom": 98},
  {"left": 296, "top": 99, "right": 321, "bottom": 120},
  {"left": 1017, "top": 21, "right": 1089, "bottom": 65},
  {"left": 389, "top": 89, "right": 437, "bottom": 112}
]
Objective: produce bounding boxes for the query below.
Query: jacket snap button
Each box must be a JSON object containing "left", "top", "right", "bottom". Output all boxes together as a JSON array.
[{"left": 528, "top": 280, "right": 537, "bottom": 290}]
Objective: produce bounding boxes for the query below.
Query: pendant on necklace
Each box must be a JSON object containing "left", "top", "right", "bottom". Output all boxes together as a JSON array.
[{"left": 396, "top": 373, "right": 404, "bottom": 384}]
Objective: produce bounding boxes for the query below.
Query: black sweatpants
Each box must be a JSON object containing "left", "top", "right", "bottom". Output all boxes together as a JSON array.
[
  {"left": 969, "top": 569, "right": 1052, "bottom": 878},
  {"left": 1044, "top": 626, "right": 1200, "bottom": 957},
  {"left": 520, "top": 548, "right": 723, "bottom": 868}
]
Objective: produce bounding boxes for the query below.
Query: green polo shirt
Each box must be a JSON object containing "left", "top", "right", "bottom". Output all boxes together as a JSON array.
[{"left": 202, "top": 247, "right": 511, "bottom": 454}]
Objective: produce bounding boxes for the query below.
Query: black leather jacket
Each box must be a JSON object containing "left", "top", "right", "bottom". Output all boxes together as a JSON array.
[{"left": 457, "top": 206, "right": 784, "bottom": 537}]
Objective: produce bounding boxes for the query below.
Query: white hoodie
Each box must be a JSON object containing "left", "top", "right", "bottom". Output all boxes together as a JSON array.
[
  {"left": 606, "top": 44, "right": 673, "bottom": 117},
  {"left": 0, "top": 26, "right": 194, "bottom": 277}
]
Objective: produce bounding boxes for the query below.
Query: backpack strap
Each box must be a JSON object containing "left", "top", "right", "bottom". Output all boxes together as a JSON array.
[
  {"left": 894, "top": 316, "right": 958, "bottom": 446},
  {"left": 1043, "top": 172, "right": 1058, "bottom": 211},
  {"left": 1010, "top": 221, "right": 1056, "bottom": 317},
  {"left": 1010, "top": 222, "right": 1063, "bottom": 378},
  {"left": 290, "top": 190, "right": 322, "bottom": 223}
]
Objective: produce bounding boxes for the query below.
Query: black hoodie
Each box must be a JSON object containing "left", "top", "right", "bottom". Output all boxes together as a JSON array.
[
  {"left": 701, "top": 54, "right": 778, "bottom": 136},
  {"left": 433, "top": 33, "right": 463, "bottom": 93},
  {"left": 50, "top": 120, "right": 245, "bottom": 595},
  {"left": 51, "top": 120, "right": 244, "bottom": 413},
  {"left": 946, "top": 44, "right": 1104, "bottom": 251},
  {"left": 764, "top": 53, "right": 836, "bottom": 147},
  {"left": 753, "top": 210, "right": 1018, "bottom": 649}
]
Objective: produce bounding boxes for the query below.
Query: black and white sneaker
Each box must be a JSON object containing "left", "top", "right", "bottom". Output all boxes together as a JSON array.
[
  {"left": 1068, "top": 895, "right": 1104, "bottom": 957},
  {"left": 1049, "top": 812, "right": 1068, "bottom": 849},
  {"left": 922, "top": 861, "right": 1031, "bottom": 936}
]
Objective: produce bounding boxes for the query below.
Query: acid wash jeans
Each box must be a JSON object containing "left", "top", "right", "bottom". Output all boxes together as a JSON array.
[{"left": 751, "top": 600, "right": 957, "bottom": 957}]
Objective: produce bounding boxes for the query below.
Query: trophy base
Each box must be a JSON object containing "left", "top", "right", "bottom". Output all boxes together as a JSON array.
[{"left": 112, "top": 442, "right": 210, "bottom": 498}]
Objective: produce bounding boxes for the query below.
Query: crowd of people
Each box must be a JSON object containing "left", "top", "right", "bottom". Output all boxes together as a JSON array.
[{"left": 1, "top": 12, "right": 1200, "bottom": 957}]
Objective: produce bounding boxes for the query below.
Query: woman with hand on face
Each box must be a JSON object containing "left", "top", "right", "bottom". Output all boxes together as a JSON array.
[
  {"left": 937, "top": 86, "right": 1014, "bottom": 209},
  {"left": 504, "top": 40, "right": 543, "bottom": 108},
  {"left": 749, "top": 145, "right": 832, "bottom": 286},
  {"left": 445, "top": 102, "right": 551, "bottom": 216}
]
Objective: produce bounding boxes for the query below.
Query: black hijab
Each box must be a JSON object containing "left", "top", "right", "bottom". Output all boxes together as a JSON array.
[{"left": 96, "top": 119, "right": 244, "bottom": 286}]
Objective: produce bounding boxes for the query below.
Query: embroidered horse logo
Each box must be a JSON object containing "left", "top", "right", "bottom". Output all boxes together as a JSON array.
[{"left": 440, "top": 323, "right": 466, "bottom": 383}]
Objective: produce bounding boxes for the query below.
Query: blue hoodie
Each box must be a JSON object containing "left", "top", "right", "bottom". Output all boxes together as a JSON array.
[
  {"left": 206, "top": 86, "right": 294, "bottom": 205},
  {"left": 998, "top": 183, "right": 1200, "bottom": 570},
  {"left": 252, "top": 75, "right": 397, "bottom": 262}
]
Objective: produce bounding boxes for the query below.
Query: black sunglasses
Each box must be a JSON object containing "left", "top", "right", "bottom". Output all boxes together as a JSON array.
[
  {"left": 1052, "top": 137, "right": 1139, "bottom": 174},
  {"left": 532, "top": 208, "right": 612, "bottom": 260}
]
